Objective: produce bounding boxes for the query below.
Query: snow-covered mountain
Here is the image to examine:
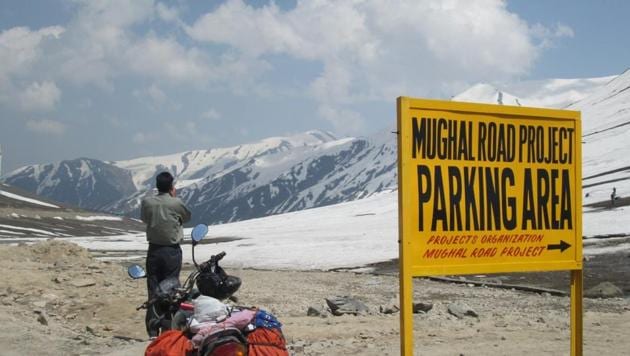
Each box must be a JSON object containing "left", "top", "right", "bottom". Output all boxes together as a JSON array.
[
  {"left": 114, "top": 130, "right": 338, "bottom": 191},
  {"left": 453, "top": 83, "right": 525, "bottom": 106},
  {"left": 2, "top": 130, "right": 398, "bottom": 224},
  {"left": 453, "top": 70, "right": 630, "bottom": 211},
  {"left": 178, "top": 127, "right": 396, "bottom": 223},
  {"left": 3, "top": 70, "right": 628, "bottom": 228},
  {"left": 104, "top": 130, "right": 343, "bottom": 216},
  {"left": 571, "top": 69, "right": 630, "bottom": 206},
  {"left": 454, "top": 75, "right": 615, "bottom": 108},
  {"left": 3, "top": 158, "right": 136, "bottom": 211}
]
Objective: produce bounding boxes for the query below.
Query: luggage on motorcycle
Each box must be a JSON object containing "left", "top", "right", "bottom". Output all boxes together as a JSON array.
[
  {"left": 253, "top": 309, "right": 282, "bottom": 330},
  {"left": 246, "top": 327, "right": 288, "bottom": 356},
  {"left": 193, "top": 295, "right": 229, "bottom": 323},
  {"left": 196, "top": 265, "right": 241, "bottom": 300},
  {"left": 145, "top": 330, "right": 193, "bottom": 356},
  {"left": 245, "top": 309, "right": 287, "bottom": 356}
]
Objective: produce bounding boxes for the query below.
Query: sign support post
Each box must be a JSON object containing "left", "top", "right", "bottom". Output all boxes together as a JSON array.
[
  {"left": 398, "top": 96, "right": 414, "bottom": 356},
  {"left": 399, "top": 268, "right": 413, "bottom": 355},
  {"left": 571, "top": 269, "right": 583, "bottom": 356}
]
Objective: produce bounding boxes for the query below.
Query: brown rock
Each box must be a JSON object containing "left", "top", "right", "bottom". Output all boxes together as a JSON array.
[
  {"left": 70, "top": 279, "right": 96, "bottom": 288},
  {"left": 37, "top": 314, "right": 48, "bottom": 326},
  {"left": 585, "top": 282, "right": 624, "bottom": 299}
]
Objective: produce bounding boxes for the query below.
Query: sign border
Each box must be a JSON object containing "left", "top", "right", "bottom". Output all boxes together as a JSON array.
[
  {"left": 397, "top": 96, "right": 583, "bottom": 356},
  {"left": 398, "top": 96, "right": 583, "bottom": 277}
]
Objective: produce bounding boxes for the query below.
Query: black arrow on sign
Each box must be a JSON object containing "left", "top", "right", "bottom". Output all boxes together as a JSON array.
[{"left": 547, "top": 240, "right": 571, "bottom": 253}]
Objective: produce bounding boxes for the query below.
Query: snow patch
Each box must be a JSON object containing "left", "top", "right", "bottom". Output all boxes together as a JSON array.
[
  {"left": 0, "top": 224, "right": 57, "bottom": 236},
  {"left": 0, "top": 229, "right": 25, "bottom": 235},
  {"left": 0, "top": 190, "right": 59, "bottom": 208},
  {"left": 75, "top": 215, "right": 123, "bottom": 222}
]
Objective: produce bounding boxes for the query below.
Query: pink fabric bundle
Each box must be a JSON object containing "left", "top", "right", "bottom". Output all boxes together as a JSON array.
[{"left": 191, "top": 308, "right": 257, "bottom": 348}]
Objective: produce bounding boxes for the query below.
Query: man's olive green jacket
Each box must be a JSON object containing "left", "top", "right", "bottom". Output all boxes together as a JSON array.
[{"left": 141, "top": 193, "right": 192, "bottom": 246}]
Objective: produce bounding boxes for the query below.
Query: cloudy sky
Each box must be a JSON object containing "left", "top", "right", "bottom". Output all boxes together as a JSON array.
[{"left": 1, "top": 0, "right": 629, "bottom": 173}]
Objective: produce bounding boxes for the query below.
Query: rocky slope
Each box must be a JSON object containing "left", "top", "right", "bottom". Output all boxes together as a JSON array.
[{"left": 0, "top": 183, "right": 143, "bottom": 240}]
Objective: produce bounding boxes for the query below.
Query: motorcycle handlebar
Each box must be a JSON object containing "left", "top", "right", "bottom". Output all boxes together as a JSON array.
[
  {"left": 136, "top": 299, "right": 151, "bottom": 310},
  {"left": 215, "top": 251, "right": 226, "bottom": 261},
  {"left": 199, "top": 251, "right": 227, "bottom": 271},
  {"left": 137, "top": 286, "right": 188, "bottom": 310}
]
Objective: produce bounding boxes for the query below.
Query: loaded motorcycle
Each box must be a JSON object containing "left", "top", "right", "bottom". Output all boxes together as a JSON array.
[{"left": 128, "top": 224, "right": 246, "bottom": 355}]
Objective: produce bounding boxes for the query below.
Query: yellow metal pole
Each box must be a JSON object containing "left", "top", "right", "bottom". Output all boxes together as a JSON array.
[
  {"left": 570, "top": 269, "right": 583, "bottom": 356},
  {"left": 397, "top": 96, "right": 414, "bottom": 355},
  {"left": 399, "top": 266, "right": 413, "bottom": 355}
]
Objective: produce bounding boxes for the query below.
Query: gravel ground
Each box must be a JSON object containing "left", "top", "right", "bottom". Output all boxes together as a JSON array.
[{"left": 0, "top": 240, "right": 628, "bottom": 355}]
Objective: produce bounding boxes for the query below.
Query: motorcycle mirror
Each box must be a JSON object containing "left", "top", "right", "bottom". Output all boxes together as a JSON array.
[
  {"left": 127, "top": 264, "right": 146, "bottom": 279},
  {"left": 191, "top": 224, "right": 209, "bottom": 244}
]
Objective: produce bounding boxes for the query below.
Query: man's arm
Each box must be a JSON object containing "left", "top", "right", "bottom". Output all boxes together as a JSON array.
[
  {"left": 140, "top": 199, "right": 148, "bottom": 224},
  {"left": 178, "top": 200, "right": 192, "bottom": 224}
]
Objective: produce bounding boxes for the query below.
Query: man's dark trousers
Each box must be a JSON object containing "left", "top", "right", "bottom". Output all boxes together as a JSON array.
[{"left": 145, "top": 243, "right": 182, "bottom": 337}]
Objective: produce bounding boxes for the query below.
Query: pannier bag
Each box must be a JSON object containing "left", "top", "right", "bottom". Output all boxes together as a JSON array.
[
  {"left": 247, "top": 327, "right": 289, "bottom": 356},
  {"left": 145, "top": 330, "right": 193, "bottom": 356}
]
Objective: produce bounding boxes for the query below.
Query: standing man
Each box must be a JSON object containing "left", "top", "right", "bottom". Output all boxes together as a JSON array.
[{"left": 141, "top": 171, "right": 191, "bottom": 337}]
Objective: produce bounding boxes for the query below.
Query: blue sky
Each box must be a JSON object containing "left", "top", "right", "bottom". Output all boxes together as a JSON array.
[
  {"left": 507, "top": 0, "right": 630, "bottom": 79},
  {"left": 1, "top": 0, "right": 628, "bottom": 173}
]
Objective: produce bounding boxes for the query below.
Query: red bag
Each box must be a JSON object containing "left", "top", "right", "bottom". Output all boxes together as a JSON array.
[
  {"left": 145, "top": 330, "right": 194, "bottom": 356},
  {"left": 247, "top": 327, "right": 289, "bottom": 356}
]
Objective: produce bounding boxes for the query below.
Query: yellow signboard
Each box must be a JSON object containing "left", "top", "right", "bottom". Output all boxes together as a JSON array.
[
  {"left": 398, "top": 97, "right": 582, "bottom": 276},
  {"left": 397, "top": 97, "right": 583, "bottom": 356}
]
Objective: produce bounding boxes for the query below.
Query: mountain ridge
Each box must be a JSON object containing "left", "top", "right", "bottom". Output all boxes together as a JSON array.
[
  {"left": 3, "top": 71, "right": 629, "bottom": 224},
  {"left": 3, "top": 129, "right": 398, "bottom": 224}
]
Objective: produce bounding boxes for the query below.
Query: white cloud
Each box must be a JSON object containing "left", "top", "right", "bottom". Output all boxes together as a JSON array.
[
  {"left": 26, "top": 119, "right": 66, "bottom": 135},
  {"left": 0, "top": 26, "right": 64, "bottom": 107},
  {"left": 107, "top": 115, "right": 126, "bottom": 128},
  {"left": 185, "top": 121, "right": 197, "bottom": 132},
  {"left": 0, "top": 0, "right": 577, "bottom": 141},
  {"left": 0, "top": 26, "right": 65, "bottom": 81},
  {"left": 162, "top": 120, "right": 214, "bottom": 145},
  {"left": 156, "top": 2, "right": 182, "bottom": 24},
  {"left": 186, "top": 0, "right": 560, "bottom": 129},
  {"left": 132, "top": 131, "right": 159, "bottom": 144},
  {"left": 186, "top": 1, "right": 301, "bottom": 57},
  {"left": 0, "top": 0, "right": 211, "bottom": 91},
  {"left": 73, "top": 0, "right": 154, "bottom": 30},
  {"left": 555, "top": 24, "right": 575, "bottom": 38},
  {"left": 133, "top": 83, "right": 168, "bottom": 109},
  {"left": 18, "top": 81, "right": 62, "bottom": 112},
  {"left": 318, "top": 105, "right": 364, "bottom": 134},
  {"left": 201, "top": 108, "right": 221, "bottom": 120},
  {"left": 55, "top": 0, "right": 153, "bottom": 87},
  {"left": 239, "top": 127, "right": 250, "bottom": 138},
  {"left": 531, "top": 23, "right": 575, "bottom": 49},
  {"left": 147, "top": 84, "right": 166, "bottom": 104},
  {"left": 124, "top": 36, "right": 211, "bottom": 84}
]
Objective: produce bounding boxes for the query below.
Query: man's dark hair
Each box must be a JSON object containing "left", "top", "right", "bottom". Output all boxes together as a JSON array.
[{"left": 156, "top": 172, "right": 174, "bottom": 193}]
